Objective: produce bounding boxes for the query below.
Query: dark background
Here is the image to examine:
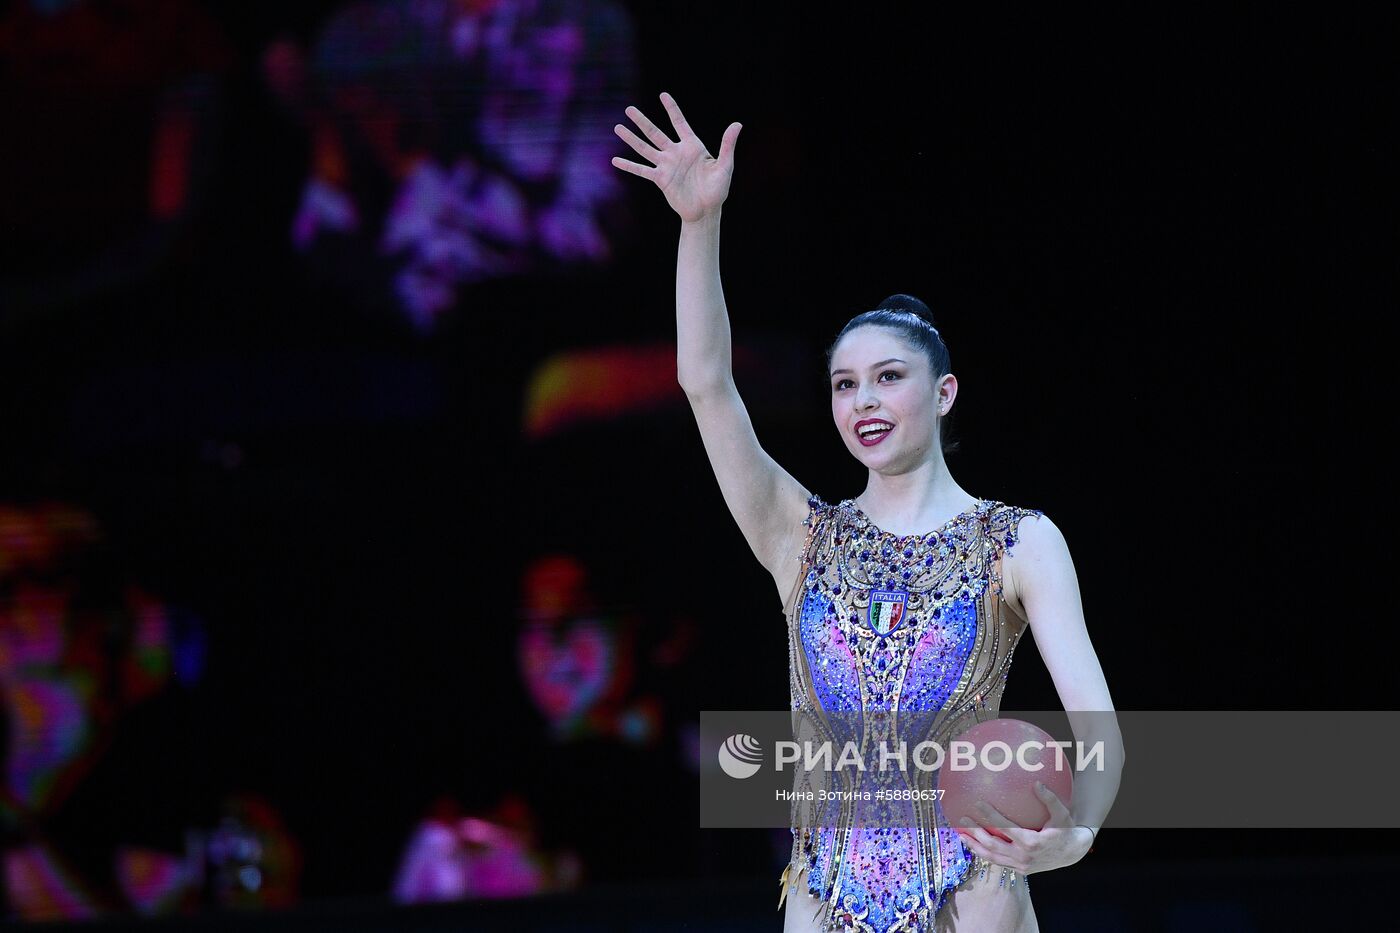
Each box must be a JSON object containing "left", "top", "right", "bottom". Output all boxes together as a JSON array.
[{"left": 1, "top": 1, "right": 1395, "bottom": 928}]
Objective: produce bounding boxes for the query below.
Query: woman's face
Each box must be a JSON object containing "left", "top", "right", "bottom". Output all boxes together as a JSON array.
[{"left": 828, "top": 326, "right": 955, "bottom": 472}]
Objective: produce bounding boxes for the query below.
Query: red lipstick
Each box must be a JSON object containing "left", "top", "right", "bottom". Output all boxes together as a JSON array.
[{"left": 854, "top": 418, "right": 894, "bottom": 447}]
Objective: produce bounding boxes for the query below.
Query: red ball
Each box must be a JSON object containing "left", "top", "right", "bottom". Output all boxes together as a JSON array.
[{"left": 938, "top": 718, "right": 1073, "bottom": 842}]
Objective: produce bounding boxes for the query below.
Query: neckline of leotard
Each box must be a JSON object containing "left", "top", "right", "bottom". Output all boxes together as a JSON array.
[{"left": 839, "top": 497, "right": 990, "bottom": 543}]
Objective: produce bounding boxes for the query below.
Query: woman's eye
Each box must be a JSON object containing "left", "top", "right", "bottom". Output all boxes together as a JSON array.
[
  {"left": 834, "top": 379, "right": 853, "bottom": 391},
  {"left": 879, "top": 371, "right": 900, "bottom": 382}
]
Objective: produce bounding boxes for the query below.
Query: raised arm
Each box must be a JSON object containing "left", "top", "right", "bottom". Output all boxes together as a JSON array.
[{"left": 612, "top": 93, "right": 810, "bottom": 602}]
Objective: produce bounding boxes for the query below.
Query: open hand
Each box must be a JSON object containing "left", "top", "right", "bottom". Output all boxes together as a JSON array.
[
  {"left": 611, "top": 91, "right": 741, "bottom": 223},
  {"left": 952, "top": 781, "right": 1092, "bottom": 875}
]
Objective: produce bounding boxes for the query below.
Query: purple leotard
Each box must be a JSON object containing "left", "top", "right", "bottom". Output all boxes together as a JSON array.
[{"left": 778, "top": 493, "right": 1044, "bottom": 931}]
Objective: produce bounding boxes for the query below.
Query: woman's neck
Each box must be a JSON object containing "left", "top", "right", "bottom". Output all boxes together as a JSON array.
[{"left": 855, "top": 460, "right": 976, "bottom": 534}]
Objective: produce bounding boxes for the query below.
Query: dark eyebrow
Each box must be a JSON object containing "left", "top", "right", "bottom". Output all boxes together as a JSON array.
[{"left": 829, "top": 358, "right": 906, "bottom": 378}]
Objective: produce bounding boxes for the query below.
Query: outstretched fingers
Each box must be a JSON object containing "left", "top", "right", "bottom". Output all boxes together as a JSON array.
[
  {"left": 614, "top": 122, "right": 660, "bottom": 162},
  {"left": 658, "top": 91, "right": 700, "bottom": 144},
  {"left": 612, "top": 118, "right": 663, "bottom": 181},
  {"left": 610, "top": 156, "right": 657, "bottom": 181},
  {"left": 624, "top": 103, "right": 675, "bottom": 150},
  {"left": 613, "top": 92, "right": 741, "bottom": 189},
  {"left": 716, "top": 122, "right": 742, "bottom": 172}
]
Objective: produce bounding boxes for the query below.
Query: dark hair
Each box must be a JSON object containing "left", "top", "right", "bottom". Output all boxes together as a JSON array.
[{"left": 825, "top": 293, "right": 960, "bottom": 456}]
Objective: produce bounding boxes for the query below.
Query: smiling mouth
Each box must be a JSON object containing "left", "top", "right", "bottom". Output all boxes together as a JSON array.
[{"left": 856, "top": 423, "right": 893, "bottom": 446}]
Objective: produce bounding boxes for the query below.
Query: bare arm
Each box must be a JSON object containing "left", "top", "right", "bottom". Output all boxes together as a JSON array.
[
  {"left": 612, "top": 93, "right": 809, "bottom": 597},
  {"left": 959, "top": 514, "right": 1125, "bottom": 875},
  {"left": 1006, "top": 516, "right": 1124, "bottom": 840}
]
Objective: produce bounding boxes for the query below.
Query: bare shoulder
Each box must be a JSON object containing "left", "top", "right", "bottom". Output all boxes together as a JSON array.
[{"left": 999, "top": 509, "right": 1071, "bottom": 623}]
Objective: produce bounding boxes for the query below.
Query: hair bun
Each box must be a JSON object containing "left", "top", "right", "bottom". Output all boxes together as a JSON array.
[{"left": 875, "top": 293, "right": 936, "bottom": 327}]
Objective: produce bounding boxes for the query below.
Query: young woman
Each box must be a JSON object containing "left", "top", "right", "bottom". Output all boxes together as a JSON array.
[{"left": 612, "top": 92, "right": 1123, "bottom": 933}]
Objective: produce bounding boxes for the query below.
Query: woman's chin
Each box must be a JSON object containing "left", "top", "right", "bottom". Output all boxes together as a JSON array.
[{"left": 852, "top": 443, "right": 894, "bottom": 464}]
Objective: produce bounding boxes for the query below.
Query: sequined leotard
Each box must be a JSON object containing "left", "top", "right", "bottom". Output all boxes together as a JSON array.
[{"left": 777, "top": 493, "right": 1044, "bottom": 932}]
